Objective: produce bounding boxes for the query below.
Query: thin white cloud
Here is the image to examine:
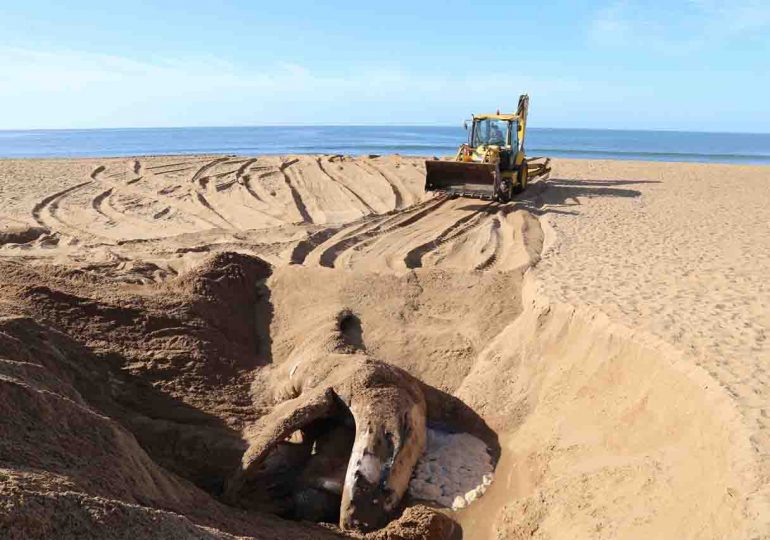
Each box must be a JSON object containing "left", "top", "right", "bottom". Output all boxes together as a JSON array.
[
  {"left": 0, "top": 45, "right": 766, "bottom": 131},
  {"left": 588, "top": 0, "right": 770, "bottom": 53},
  {"left": 588, "top": 1, "right": 632, "bottom": 46},
  {"left": 0, "top": 46, "right": 611, "bottom": 128},
  {"left": 688, "top": 0, "right": 770, "bottom": 35},
  {"left": 0, "top": 47, "right": 301, "bottom": 94}
]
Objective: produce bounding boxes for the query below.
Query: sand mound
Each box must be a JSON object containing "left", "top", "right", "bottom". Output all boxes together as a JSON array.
[
  {"left": 0, "top": 250, "right": 272, "bottom": 423},
  {"left": 0, "top": 315, "right": 341, "bottom": 540},
  {"left": 0, "top": 155, "right": 765, "bottom": 538},
  {"left": 454, "top": 276, "right": 758, "bottom": 539}
]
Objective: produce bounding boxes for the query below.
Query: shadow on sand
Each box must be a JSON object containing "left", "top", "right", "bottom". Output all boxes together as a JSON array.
[{"left": 458, "top": 177, "right": 658, "bottom": 217}]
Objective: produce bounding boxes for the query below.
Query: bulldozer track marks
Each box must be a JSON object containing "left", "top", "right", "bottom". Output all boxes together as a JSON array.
[
  {"left": 146, "top": 158, "right": 209, "bottom": 171},
  {"left": 191, "top": 157, "right": 230, "bottom": 186},
  {"left": 316, "top": 217, "right": 392, "bottom": 269},
  {"left": 92, "top": 161, "right": 223, "bottom": 233},
  {"left": 316, "top": 158, "right": 376, "bottom": 214},
  {"left": 354, "top": 160, "right": 405, "bottom": 210},
  {"left": 197, "top": 157, "right": 287, "bottom": 227},
  {"left": 279, "top": 159, "right": 313, "bottom": 224},
  {"left": 91, "top": 188, "right": 115, "bottom": 224},
  {"left": 153, "top": 207, "right": 171, "bottom": 220},
  {"left": 289, "top": 225, "right": 350, "bottom": 265},
  {"left": 313, "top": 197, "right": 450, "bottom": 269},
  {"left": 402, "top": 202, "right": 495, "bottom": 269},
  {"left": 187, "top": 157, "right": 236, "bottom": 228},
  {"left": 279, "top": 158, "right": 299, "bottom": 171},
  {"left": 32, "top": 180, "right": 93, "bottom": 229},
  {"left": 238, "top": 161, "right": 281, "bottom": 207},
  {"left": 240, "top": 176, "right": 288, "bottom": 222},
  {"left": 120, "top": 162, "right": 222, "bottom": 227},
  {"left": 195, "top": 192, "right": 234, "bottom": 228},
  {"left": 31, "top": 174, "right": 116, "bottom": 242},
  {"left": 473, "top": 218, "right": 502, "bottom": 271},
  {"left": 27, "top": 155, "right": 443, "bottom": 250},
  {"left": 90, "top": 166, "right": 106, "bottom": 180},
  {"left": 235, "top": 158, "right": 258, "bottom": 181},
  {"left": 289, "top": 195, "right": 532, "bottom": 274},
  {"left": 239, "top": 170, "right": 289, "bottom": 219},
  {"left": 151, "top": 167, "right": 197, "bottom": 176}
]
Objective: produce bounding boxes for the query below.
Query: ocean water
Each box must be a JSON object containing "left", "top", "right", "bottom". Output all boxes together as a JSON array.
[{"left": 1, "top": 126, "right": 769, "bottom": 164}]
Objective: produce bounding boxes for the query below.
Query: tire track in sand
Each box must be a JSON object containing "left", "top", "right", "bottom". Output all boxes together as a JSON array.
[
  {"left": 91, "top": 187, "right": 115, "bottom": 224},
  {"left": 189, "top": 157, "right": 230, "bottom": 187},
  {"left": 329, "top": 197, "right": 501, "bottom": 271},
  {"left": 402, "top": 202, "right": 496, "bottom": 269},
  {"left": 315, "top": 158, "right": 376, "bottom": 214},
  {"left": 31, "top": 166, "right": 114, "bottom": 240},
  {"left": 147, "top": 158, "right": 209, "bottom": 171},
  {"left": 239, "top": 163, "right": 276, "bottom": 204},
  {"left": 353, "top": 160, "right": 408, "bottom": 210},
  {"left": 91, "top": 162, "right": 224, "bottom": 233},
  {"left": 234, "top": 159, "right": 291, "bottom": 224},
  {"left": 235, "top": 158, "right": 258, "bottom": 181},
  {"left": 291, "top": 208, "right": 403, "bottom": 265},
  {"left": 242, "top": 172, "right": 294, "bottom": 220},
  {"left": 289, "top": 224, "right": 358, "bottom": 265},
  {"left": 32, "top": 180, "right": 93, "bottom": 230},
  {"left": 472, "top": 217, "right": 502, "bottom": 271},
  {"left": 279, "top": 158, "right": 313, "bottom": 223},
  {"left": 189, "top": 157, "right": 234, "bottom": 228},
  {"left": 315, "top": 196, "right": 450, "bottom": 268}
]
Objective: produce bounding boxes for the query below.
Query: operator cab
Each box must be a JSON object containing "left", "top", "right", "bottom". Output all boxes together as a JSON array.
[
  {"left": 470, "top": 118, "right": 516, "bottom": 148},
  {"left": 469, "top": 117, "right": 518, "bottom": 167}
]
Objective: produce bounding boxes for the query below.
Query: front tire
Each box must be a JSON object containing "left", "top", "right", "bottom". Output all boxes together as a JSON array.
[{"left": 496, "top": 178, "right": 511, "bottom": 203}]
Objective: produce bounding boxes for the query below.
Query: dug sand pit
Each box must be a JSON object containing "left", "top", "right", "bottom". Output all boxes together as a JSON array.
[{"left": 227, "top": 308, "right": 496, "bottom": 533}]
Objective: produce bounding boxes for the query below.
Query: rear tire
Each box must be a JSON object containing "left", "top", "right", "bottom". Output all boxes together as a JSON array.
[{"left": 513, "top": 162, "right": 528, "bottom": 194}]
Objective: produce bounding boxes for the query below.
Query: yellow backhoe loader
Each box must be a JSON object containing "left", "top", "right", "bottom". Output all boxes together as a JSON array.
[{"left": 424, "top": 94, "right": 551, "bottom": 202}]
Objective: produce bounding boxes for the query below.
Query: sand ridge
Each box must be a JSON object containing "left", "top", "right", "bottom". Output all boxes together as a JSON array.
[{"left": 0, "top": 155, "right": 767, "bottom": 538}]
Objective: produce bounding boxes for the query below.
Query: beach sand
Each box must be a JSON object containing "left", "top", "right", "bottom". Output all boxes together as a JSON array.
[{"left": 0, "top": 155, "right": 767, "bottom": 539}]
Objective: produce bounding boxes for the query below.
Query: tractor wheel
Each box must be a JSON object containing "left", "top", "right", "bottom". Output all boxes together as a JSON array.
[
  {"left": 497, "top": 178, "right": 512, "bottom": 203},
  {"left": 513, "top": 162, "right": 528, "bottom": 194}
]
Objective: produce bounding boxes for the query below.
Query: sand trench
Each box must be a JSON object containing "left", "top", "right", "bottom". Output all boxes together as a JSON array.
[{"left": 0, "top": 155, "right": 763, "bottom": 539}]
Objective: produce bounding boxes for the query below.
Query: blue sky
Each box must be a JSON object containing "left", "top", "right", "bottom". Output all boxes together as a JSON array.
[{"left": 1, "top": 0, "right": 769, "bottom": 131}]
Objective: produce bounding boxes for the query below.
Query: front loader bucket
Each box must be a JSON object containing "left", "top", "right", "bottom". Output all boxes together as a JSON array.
[{"left": 424, "top": 160, "right": 498, "bottom": 200}]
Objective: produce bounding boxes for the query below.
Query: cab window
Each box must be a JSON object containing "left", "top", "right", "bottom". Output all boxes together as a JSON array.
[{"left": 472, "top": 119, "right": 512, "bottom": 147}]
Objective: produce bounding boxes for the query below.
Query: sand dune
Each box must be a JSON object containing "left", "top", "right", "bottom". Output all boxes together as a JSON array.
[{"left": 0, "top": 156, "right": 767, "bottom": 539}]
